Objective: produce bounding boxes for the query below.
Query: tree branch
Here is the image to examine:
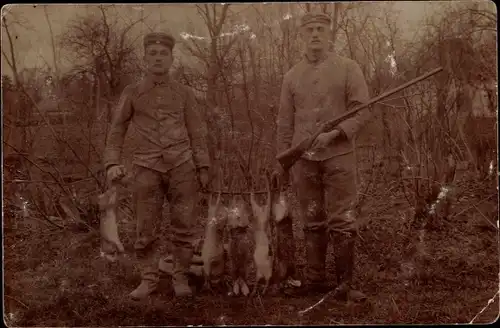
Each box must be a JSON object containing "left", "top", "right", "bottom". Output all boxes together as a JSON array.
[
  {"left": 43, "top": 5, "right": 60, "bottom": 83},
  {"left": 2, "top": 16, "right": 20, "bottom": 87}
]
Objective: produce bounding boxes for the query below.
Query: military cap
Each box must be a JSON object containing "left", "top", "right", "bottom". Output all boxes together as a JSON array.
[
  {"left": 300, "top": 12, "right": 332, "bottom": 27},
  {"left": 144, "top": 32, "right": 176, "bottom": 50}
]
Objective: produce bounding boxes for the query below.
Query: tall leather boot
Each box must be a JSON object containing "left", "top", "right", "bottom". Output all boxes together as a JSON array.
[
  {"left": 332, "top": 231, "right": 367, "bottom": 302},
  {"left": 274, "top": 215, "right": 298, "bottom": 282},
  {"left": 172, "top": 245, "right": 194, "bottom": 297},
  {"left": 285, "top": 228, "right": 328, "bottom": 296}
]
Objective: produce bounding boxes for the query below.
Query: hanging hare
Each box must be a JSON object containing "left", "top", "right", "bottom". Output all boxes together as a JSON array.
[{"left": 250, "top": 172, "right": 273, "bottom": 296}]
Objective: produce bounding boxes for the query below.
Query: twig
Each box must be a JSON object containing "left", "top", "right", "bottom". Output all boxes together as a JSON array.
[
  {"left": 3, "top": 141, "right": 72, "bottom": 196},
  {"left": 377, "top": 101, "right": 406, "bottom": 109},
  {"left": 471, "top": 203, "right": 497, "bottom": 230},
  {"left": 20, "top": 88, "right": 104, "bottom": 191},
  {"left": 72, "top": 310, "right": 84, "bottom": 321},
  {"left": 200, "top": 189, "right": 280, "bottom": 195},
  {"left": 16, "top": 185, "right": 65, "bottom": 229},
  {"left": 4, "top": 179, "right": 60, "bottom": 184},
  {"left": 59, "top": 198, "right": 97, "bottom": 232},
  {"left": 298, "top": 285, "right": 342, "bottom": 316},
  {"left": 449, "top": 194, "right": 495, "bottom": 219},
  {"left": 469, "top": 290, "right": 499, "bottom": 324},
  {"left": 4, "top": 295, "right": 28, "bottom": 309},
  {"left": 357, "top": 202, "right": 395, "bottom": 230},
  {"left": 118, "top": 206, "right": 134, "bottom": 221},
  {"left": 400, "top": 176, "right": 444, "bottom": 184},
  {"left": 391, "top": 295, "right": 401, "bottom": 316},
  {"left": 34, "top": 213, "right": 65, "bottom": 230}
]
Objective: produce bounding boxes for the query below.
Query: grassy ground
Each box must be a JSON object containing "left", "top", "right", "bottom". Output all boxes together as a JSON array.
[{"left": 3, "top": 174, "right": 499, "bottom": 326}]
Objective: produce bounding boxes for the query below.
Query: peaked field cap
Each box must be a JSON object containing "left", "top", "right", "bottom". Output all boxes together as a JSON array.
[
  {"left": 300, "top": 12, "right": 332, "bottom": 27},
  {"left": 144, "top": 32, "right": 176, "bottom": 49}
]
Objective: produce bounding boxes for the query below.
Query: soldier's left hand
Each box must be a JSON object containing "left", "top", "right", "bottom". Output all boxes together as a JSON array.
[
  {"left": 271, "top": 164, "right": 289, "bottom": 189},
  {"left": 312, "top": 129, "right": 340, "bottom": 150},
  {"left": 197, "top": 167, "right": 210, "bottom": 191}
]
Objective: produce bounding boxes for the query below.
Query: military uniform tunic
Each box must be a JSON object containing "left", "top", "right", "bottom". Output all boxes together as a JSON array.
[
  {"left": 104, "top": 74, "right": 210, "bottom": 172},
  {"left": 103, "top": 74, "right": 210, "bottom": 284},
  {"left": 277, "top": 52, "right": 370, "bottom": 235},
  {"left": 277, "top": 53, "right": 370, "bottom": 161}
]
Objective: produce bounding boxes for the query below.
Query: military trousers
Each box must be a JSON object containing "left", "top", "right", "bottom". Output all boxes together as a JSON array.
[
  {"left": 292, "top": 152, "right": 358, "bottom": 234},
  {"left": 291, "top": 152, "right": 359, "bottom": 283},
  {"left": 131, "top": 159, "right": 199, "bottom": 283}
]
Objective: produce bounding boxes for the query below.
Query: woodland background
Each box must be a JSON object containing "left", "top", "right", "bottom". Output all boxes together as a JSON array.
[{"left": 3, "top": 2, "right": 498, "bottom": 326}]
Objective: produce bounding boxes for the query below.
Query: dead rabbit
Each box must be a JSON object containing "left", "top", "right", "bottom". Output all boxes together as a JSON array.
[
  {"left": 97, "top": 182, "right": 125, "bottom": 262},
  {"left": 201, "top": 191, "right": 228, "bottom": 293},
  {"left": 250, "top": 172, "right": 273, "bottom": 296},
  {"left": 227, "top": 193, "right": 252, "bottom": 297},
  {"left": 270, "top": 174, "right": 301, "bottom": 290}
]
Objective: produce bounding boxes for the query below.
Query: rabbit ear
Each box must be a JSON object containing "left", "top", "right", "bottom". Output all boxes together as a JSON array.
[
  {"left": 249, "top": 191, "right": 256, "bottom": 206},
  {"left": 215, "top": 191, "right": 222, "bottom": 207},
  {"left": 208, "top": 192, "right": 221, "bottom": 218},
  {"left": 271, "top": 171, "right": 279, "bottom": 190},
  {"left": 264, "top": 172, "right": 272, "bottom": 209},
  {"left": 233, "top": 280, "right": 240, "bottom": 296},
  {"left": 218, "top": 166, "right": 222, "bottom": 187},
  {"left": 208, "top": 193, "right": 215, "bottom": 212},
  {"left": 241, "top": 280, "right": 250, "bottom": 296},
  {"left": 249, "top": 192, "right": 260, "bottom": 217},
  {"left": 208, "top": 192, "right": 214, "bottom": 206}
]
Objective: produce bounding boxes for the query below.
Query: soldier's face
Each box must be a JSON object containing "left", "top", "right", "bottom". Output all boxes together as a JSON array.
[
  {"left": 301, "top": 22, "right": 330, "bottom": 51},
  {"left": 144, "top": 44, "right": 173, "bottom": 75}
]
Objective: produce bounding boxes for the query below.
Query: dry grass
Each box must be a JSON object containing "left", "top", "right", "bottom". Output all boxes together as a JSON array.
[{"left": 3, "top": 172, "right": 498, "bottom": 326}]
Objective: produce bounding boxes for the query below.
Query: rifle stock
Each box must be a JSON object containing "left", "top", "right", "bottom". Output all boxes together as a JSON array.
[{"left": 276, "top": 67, "right": 444, "bottom": 171}]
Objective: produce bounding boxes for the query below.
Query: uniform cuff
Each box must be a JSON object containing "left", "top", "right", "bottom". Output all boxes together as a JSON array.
[
  {"left": 103, "top": 149, "right": 121, "bottom": 170},
  {"left": 335, "top": 127, "right": 347, "bottom": 140},
  {"left": 193, "top": 155, "right": 210, "bottom": 170},
  {"left": 336, "top": 122, "right": 354, "bottom": 141}
]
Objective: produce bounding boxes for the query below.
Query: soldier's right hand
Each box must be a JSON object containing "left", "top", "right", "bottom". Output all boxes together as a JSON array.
[
  {"left": 271, "top": 164, "right": 289, "bottom": 189},
  {"left": 106, "top": 165, "right": 126, "bottom": 184}
]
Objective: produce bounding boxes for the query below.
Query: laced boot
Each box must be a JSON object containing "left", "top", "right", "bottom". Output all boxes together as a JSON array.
[{"left": 332, "top": 231, "right": 367, "bottom": 302}]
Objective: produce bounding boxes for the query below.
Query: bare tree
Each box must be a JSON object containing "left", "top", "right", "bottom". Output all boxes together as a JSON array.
[
  {"left": 59, "top": 5, "right": 147, "bottom": 108},
  {"left": 179, "top": 4, "right": 252, "bottom": 185},
  {"left": 387, "top": 2, "right": 497, "bottom": 231},
  {"left": 43, "top": 5, "right": 61, "bottom": 87},
  {"left": 1, "top": 9, "right": 36, "bottom": 158},
  {"left": 2, "top": 15, "right": 21, "bottom": 88}
]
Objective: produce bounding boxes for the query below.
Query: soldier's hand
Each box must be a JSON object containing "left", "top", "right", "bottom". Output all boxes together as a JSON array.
[
  {"left": 311, "top": 129, "right": 340, "bottom": 150},
  {"left": 197, "top": 167, "right": 210, "bottom": 191},
  {"left": 271, "top": 164, "right": 289, "bottom": 189},
  {"left": 106, "top": 165, "right": 126, "bottom": 184}
]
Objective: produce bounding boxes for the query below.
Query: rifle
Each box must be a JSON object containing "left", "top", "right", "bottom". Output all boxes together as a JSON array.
[{"left": 276, "top": 67, "right": 444, "bottom": 171}]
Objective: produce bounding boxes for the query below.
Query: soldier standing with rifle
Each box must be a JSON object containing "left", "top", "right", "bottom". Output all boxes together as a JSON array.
[
  {"left": 103, "top": 32, "right": 211, "bottom": 300},
  {"left": 274, "top": 13, "right": 370, "bottom": 302}
]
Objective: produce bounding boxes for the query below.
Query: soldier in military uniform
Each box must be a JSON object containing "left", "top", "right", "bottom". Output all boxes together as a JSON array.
[
  {"left": 275, "top": 13, "right": 370, "bottom": 301},
  {"left": 104, "top": 32, "right": 211, "bottom": 299}
]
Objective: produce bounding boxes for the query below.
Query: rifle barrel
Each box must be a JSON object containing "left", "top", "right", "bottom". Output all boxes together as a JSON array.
[
  {"left": 276, "top": 67, "right": 444, "bottom": 168},
  {"left": 324, "top": 67, "right": 444, "bottom": 129}
]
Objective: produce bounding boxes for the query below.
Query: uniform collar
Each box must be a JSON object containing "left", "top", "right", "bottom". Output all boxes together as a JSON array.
[
  {"left": 145, "top": 73, "right": 170, "bottom": 87},
  {"left": 304, "top": 50, "right": 328, "bottom": 65},
  {"left": 136, "top": 73, "right": 171, "bottom": 96}
]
